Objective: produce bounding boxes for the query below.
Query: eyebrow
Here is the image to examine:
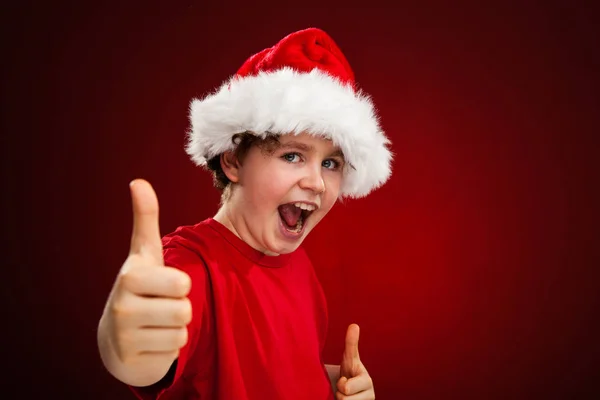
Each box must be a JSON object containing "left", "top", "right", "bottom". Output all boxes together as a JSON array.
[{"left": 280, "top": 141, "right": 346, "bottom": 160}]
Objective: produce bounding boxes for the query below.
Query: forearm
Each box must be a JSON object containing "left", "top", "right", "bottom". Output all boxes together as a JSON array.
[
  {"left": 97, "top": 313, "right": 174, "bottom": 387},
  {"left": 325, "top": 364, "right": 340, "bottom": 392}
]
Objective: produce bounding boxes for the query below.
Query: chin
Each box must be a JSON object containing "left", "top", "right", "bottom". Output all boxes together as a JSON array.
[
  {"left": 269, "top": 240, "right": 304, "bottom": 255},
  {"left": 274, "top": 219, "right": 319, "bottom": 254}
]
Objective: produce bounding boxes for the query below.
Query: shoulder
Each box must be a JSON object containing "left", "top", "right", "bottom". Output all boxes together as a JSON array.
[
  {"left": 160, "top": 218, "right": 222, "bottom": 270},
  {"left": 162, "top": 218, "right": 220, "bottom": 250}
]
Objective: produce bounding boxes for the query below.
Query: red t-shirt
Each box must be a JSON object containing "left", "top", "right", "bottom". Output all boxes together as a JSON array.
[{"left": 130, "top": 218, "right": 333, "bottom": 400}]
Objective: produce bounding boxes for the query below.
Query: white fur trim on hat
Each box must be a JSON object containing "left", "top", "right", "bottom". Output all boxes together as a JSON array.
[{"left": 186, "top": 67, "right": 392, "bottom": 198}]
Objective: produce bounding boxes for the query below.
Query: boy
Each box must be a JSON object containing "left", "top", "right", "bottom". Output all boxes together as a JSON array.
[{"left": 97, "top": 28, "right": 392, "bottom": 399}]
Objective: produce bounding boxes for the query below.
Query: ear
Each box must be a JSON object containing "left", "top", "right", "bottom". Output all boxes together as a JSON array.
[{"left": 220, "top": 151, "right": 241, "bottom": 183}]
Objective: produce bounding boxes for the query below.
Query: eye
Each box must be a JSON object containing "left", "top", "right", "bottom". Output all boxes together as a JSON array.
[
  {"left": 282, "top": 152, "right": 302, "bottom": 163},
  {"left": 322, "top": 159, "right": 341, "bottom": 170}
]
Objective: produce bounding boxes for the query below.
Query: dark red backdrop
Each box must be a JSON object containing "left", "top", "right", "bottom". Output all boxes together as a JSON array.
[{"left": 2, "top": 1, "right": 598, "bottom": 399}]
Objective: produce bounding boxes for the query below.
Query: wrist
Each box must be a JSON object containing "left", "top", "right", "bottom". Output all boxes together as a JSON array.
[{"left": 325, "top": 364, "right": 341, "bottom": 391}]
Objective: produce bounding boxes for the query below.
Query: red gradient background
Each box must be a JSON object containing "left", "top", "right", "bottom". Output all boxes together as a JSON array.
[{"left": 2, "top": 1, "right": 598, "bottom": 399}]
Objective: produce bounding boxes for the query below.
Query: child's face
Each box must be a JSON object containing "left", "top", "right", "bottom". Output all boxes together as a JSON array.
[{"left": 229, "top": 132, "right": 345, "bottom": 255}]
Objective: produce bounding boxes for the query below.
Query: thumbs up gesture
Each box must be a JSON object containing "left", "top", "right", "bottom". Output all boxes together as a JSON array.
[
  {"left": 98, "top": 179, "right": 192, "bottom": 385},
  {"left": 336, "top": 324, "right": 375, "bottom": 399}
]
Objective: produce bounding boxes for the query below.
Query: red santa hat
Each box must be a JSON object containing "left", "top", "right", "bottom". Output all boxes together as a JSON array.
[{"left": 186, "top": 27, "right": 392, "bottom": 198}]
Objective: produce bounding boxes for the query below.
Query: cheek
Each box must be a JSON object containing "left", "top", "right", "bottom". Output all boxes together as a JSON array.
[
  {"left": 312, "top": 177, "right": 341, "bottom": 222},
  {"left": 324, "top": 175, "right": 342, "bottom": 205},
  {"left": 244, "top": 164, "right": 291, "bottom": 208}
]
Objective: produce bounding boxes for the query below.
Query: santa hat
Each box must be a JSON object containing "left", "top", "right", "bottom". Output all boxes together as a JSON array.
[{"left": 186, "top": 27, "right": 392, "bottom": 198}]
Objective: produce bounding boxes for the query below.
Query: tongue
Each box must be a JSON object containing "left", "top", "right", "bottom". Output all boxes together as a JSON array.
[{"left": 278, "top": 204, "right": 302, "bottom": 227}]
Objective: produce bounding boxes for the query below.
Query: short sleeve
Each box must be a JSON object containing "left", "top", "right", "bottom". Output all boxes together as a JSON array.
[{"left": 128, "top": 237, "right": 214, "bottom": 399}]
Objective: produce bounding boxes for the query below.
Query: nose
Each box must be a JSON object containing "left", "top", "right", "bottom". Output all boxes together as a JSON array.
[{"left": 299, "top": 164, "right": 325, "bottom": 194}]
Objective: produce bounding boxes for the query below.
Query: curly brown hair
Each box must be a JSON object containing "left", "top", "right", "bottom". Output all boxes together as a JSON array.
[{"left": 206, "top": 131, "right": 281, "bottom": 202}]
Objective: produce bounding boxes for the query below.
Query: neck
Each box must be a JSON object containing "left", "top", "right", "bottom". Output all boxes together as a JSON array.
[
  {"left": 213, "top": 203, "right": 236, "bottom": 236},
  {"left": 213, "top": 202, "right": 280, "bottom": 257}
]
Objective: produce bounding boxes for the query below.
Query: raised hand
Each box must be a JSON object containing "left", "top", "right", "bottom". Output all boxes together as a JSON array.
[
  {"left": 98, "top": 179, "right": 192, "bottom": 385},
  {"left": 336, "top": 324, "right": 375, "bottom": 399}
]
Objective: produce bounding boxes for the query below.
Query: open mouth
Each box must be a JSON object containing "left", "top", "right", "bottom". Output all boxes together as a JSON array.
[{"left": 277, "top": 202, "right": 316, "bottom": 234}]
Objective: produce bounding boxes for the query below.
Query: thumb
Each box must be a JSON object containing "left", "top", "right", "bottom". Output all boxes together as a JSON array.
[
  {"left": 129, "top": 179, "right": 163, "bottom": 263},
  {"left": 344, "top": 323, "right": 360, "bottom": 362}
]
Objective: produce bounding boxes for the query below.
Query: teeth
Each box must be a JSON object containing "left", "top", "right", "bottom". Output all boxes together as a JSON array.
[
  {"left": 291, "top": 218, "right": 302, "bottom": 232},
  {"left": 294, "top": 202, "right": 316, "bottom": 211},
  {"left": 283, "top": 208, "right": 305, "bottom": 234}
]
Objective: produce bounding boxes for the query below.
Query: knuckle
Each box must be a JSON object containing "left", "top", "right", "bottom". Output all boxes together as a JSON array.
[
  {"left": 172, "top": 298, "right": 192, "bottom": 325},
  {"left": 119, "top": 348, "right": 137, "bottom": 365},
  {"left": 111, "top": 300, "right": 133, "bottom": 319},
  {"left": 119, "top": 267, "right": 143, "bottom": 291},
  {"left": 174, "top": 308, "right": 186, "bottom": 325},
  {"left": 172, "top": 271, "right": 191, "bottom": 295},
  {"left": 182, "top": 274, "right": 192, "bottom": 294},
  {"left": 180, "top": 298, "right": 193, "bottom": 324},
  {"left": 123, "top": 347, "right": 146, "bottom": 366},
  {"left": 172, "top": 302, "right": 186, "bottom": 324},
  {"left": 176, "top": 328, "right": 188, "bottom": 348},
  {"left": 124, "top": 253, "right": 146, "bottom": 269}
]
